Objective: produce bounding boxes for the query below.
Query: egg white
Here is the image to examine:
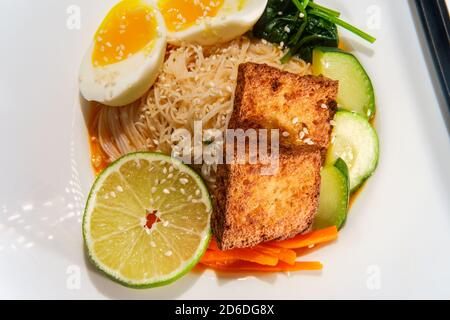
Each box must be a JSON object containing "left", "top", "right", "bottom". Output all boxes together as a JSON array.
[
  {"left": 164, "top": 0, "right": 268, "bottom": 46},
  {"left": 79, "top": 1, "right": 167, "bottom": 107}
]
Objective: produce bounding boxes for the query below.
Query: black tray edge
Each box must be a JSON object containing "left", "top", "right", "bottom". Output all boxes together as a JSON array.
[{"left": 414, "top": 0, "right": 450, "bottom": 114}]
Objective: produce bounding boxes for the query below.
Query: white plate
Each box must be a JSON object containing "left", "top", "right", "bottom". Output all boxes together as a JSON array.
[{"left": 1, "top": 0, "right": 449, "bottom": 299}]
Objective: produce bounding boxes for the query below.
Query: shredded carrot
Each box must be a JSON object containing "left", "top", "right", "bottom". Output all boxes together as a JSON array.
[
  {"left": 254, "top": 245, "right": 281, "bottom": 255},
  {"left": 200, "top": 248, "right": 279, "bottom": 266},
  {"left": 269, "top": 226, "right": 338, "bottom": 249},
  {"left": 201, "top": 227, "right": 338, "bottom": 273},
  {"left": 277, "top": 248, "right": 297, "bottom": 265},
  {"left": 256, "top": 245, "right": 297, "bottom": 265},
  {"left": 294, "top": 242, "right": 329, "bottom": 257},
  {"left": 201, "top": 260, "right": 323, "bottom": 272},
  {"left": 208, "top": 240, "right": 297, "bottom": 266},
  {"left": 208, "top": 239, "right": 220, "bottom": 251}
]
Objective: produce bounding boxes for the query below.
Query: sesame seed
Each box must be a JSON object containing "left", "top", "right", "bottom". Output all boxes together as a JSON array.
[
  {"left": 151, "top": 187, "right": 157, "bottom": 194},
  {"left": 304, "top": 138, "right": 315, "bottom": 145},
  {"left": 110, "top": 191, "right": 116, "bottom": 198},
  {"left": 163, "top": 221, "right": 169, "bottom": 227},
  {"left": 163, "top": 189, "right": 170, "bottom": 194},
  {"left": 321, "top": 104, "right": 328, "bottom": 109},
  {"left": 292, "top": 117, "right": 299, "bottom": 124},
  {"left": 284, "top": 26, "right": 291, "bottom": 33},
  {"left": 150, "top": 241, "right": 156, "bottom": 248},
  {"left": 299, "top": 12, "right": 305, "bottom": 18},
  {"left": 299, "top": 132, "right": 305, "bottom": 140},
  {"left": 179, "top": 178, "right": 189, "bottom": 185},
  {"left": 116, "top": 186, "right": 124, "bottom": 193},
  {"left": 164, "top": 250, "right": 173, "bottom": 257},
  {"left": 282, "top": 131, "right": 290, "bottom": 137}
]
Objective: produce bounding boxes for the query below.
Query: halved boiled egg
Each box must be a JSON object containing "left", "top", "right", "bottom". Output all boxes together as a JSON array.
[
  {"left": 79, "top": 0, "right": 167, "bottom": 107},
  {"left": 158, "top": 0, "right": 268, "bottom": 45}
]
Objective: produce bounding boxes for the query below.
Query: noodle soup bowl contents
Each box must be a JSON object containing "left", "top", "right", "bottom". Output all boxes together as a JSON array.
[
  {"left": 82, "top": 0, "right": 380, "bottom": 287},
  {"left": 90, "top": 38, "right": 311, "bottom": 170},
  {"left": 158, "top": 0, "right": 268, "bottom": 45},
  {"left": 79, "top": 0, "right": 167, "bottom": 107}
]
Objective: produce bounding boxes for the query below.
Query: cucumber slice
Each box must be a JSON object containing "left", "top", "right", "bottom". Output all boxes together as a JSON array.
[
  {"left": 313, "top": 159, "right": 350, "bottom": 230},
  {"left": 326, "top": 111, "right": 379, "bottom": 193},
  {"left": 334, "top": 157, "right": 350, "bottom": 180},
  {"left": 312, "top": 47, "right": 375, "bottom": 119}
]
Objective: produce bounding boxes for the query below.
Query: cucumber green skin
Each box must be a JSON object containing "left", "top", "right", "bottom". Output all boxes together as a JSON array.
[
  {"left": 82, "top": 152, "right": 212, "bottom": 289},
  {"left": 313, "top": 161, "right": 350, "bottom": 230},
  {"left": 327, "top": 110, "right": 380, "bottom": 193},
  {"left": 312, "top": 47, "right": 376, "bottom": 119},
  {"left": 334, "top": 158, "right": 350, "bottom": 182}
]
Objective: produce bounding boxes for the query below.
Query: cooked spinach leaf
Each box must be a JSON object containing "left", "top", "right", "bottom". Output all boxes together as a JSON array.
[
  {"left": 253, "top": 0, "right": 300, "bottom": 45},
  {"left": 253, "top": 0, "right": 375, "bottom": 63}
]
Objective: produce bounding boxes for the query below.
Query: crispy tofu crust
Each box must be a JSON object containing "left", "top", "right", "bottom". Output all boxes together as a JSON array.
[
  {"left": 212, "top": 149, "right": 322, "bottom": 250},
  {"left": 212, "top": 63, "right": 338, "bottom": 250},
  {"left": 230, "top": 63, "right": 338, "bottom": 150}
]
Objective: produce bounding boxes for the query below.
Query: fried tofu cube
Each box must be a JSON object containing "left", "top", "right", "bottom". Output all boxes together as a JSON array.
[
  {"left": 212, "top": 149, "right": 322, "bottom": 250},
  {"left": 230, "top": 63, "right": 338, "bottom": 150}
]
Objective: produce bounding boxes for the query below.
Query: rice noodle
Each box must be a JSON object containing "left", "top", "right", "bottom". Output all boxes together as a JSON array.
[{"left": 92, "top": 37, "right": 311, "bottom": 178}]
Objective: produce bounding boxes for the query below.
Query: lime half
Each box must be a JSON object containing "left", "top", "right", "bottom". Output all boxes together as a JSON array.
[{"left": 83, "top": 152, "right": 212, "bottom": 288}]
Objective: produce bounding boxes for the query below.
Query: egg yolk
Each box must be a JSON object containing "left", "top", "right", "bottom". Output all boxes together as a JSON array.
[
  {"left": 92, "top": 0, "right": 158, "bottom": 67},
  {"left": 158, "top": 0, "right": 225, "bottom": 32}
]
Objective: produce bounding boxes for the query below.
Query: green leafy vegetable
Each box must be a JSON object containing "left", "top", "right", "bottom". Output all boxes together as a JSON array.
[
  {"left": 253, "top": 0, "right": 304, "bottom": 45},
  {"left": 253, "top": 0, "right": 376, "bottom": 63}
]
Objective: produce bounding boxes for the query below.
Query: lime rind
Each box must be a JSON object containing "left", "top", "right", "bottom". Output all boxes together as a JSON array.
[{"left": 83, "top": 152, "right": 212, "bottom": 288}]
